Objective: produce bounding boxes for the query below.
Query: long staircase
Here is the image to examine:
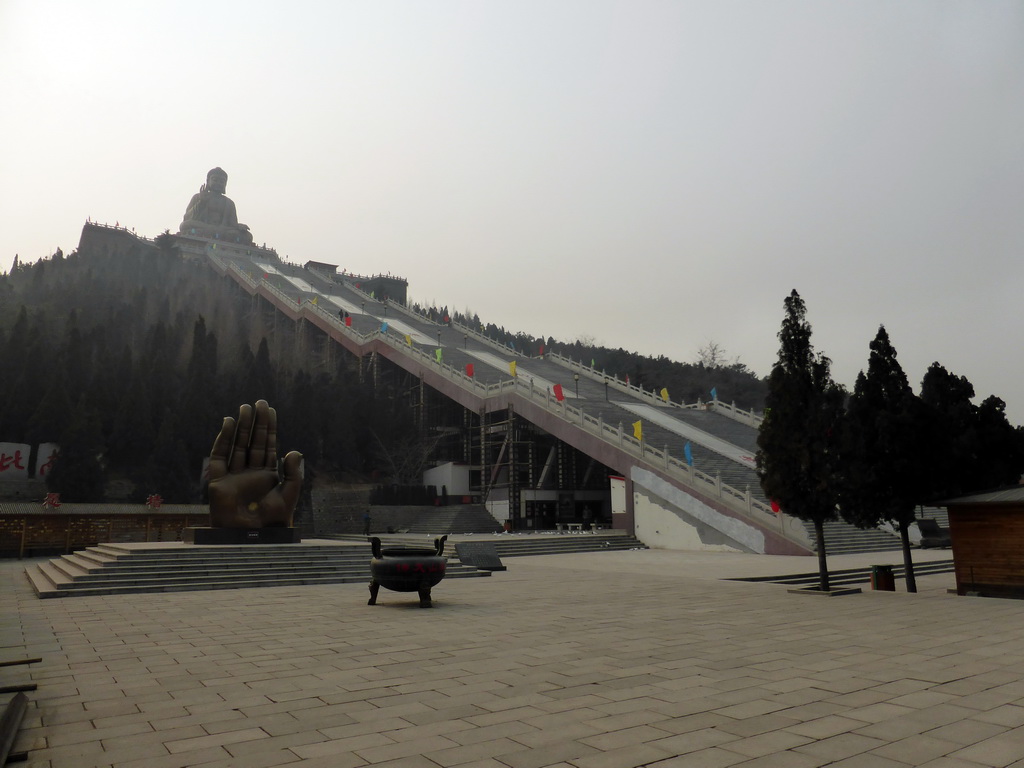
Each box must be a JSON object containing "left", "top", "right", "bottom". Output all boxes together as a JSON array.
[
  {"left": 25, "top": 540, "right": 489, "bottom": 599},
  {"left": 805, "top": 507, "right": 952, "bottom": 555},
  {"left": 404, "top": 505, "right": 504, "bottom": 535}
]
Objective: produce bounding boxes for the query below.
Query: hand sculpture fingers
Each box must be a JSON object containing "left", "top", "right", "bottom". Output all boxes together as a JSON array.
[
  {"left": 264, "top": 403, "right": 279, "bottom": 470},
  {"left": 248, "top": 400, "right": 272, "bottom": 469},
  {"left": 278, "top": 451, "right": 303, "bottom": 513},
  {"left": 208, "top": 416, "right": 236, "bottom": 481},
  {"left": 229, "top": 403, "right": 254, "bottom": 472}
]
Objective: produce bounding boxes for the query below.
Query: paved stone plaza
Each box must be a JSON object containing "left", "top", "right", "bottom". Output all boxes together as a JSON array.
[{"left": 4, "top": 549, "right": 1024, "bottom": 768}]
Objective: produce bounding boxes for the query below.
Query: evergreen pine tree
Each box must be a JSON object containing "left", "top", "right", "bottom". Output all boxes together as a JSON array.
[
  {"left": 757, "top": 290, "right": 845, "bottom": 591},
  {"left": 139, "top": 408, "right": 195, "bottom": 502},
  {"left": 919, "top": 363, "right": 978, "bottom": 501},
  {"left": 47, "top": 404, "right": 106, "bottom": 502},
  {"left": 838, "top": 326, "right": 928, "bottom": 592},
  {"left": 973, "top": 396, "right": 1024, "bottom": 490}
]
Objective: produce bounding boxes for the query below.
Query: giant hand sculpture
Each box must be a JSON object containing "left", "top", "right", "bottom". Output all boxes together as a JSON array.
[{"left": 208, "top": 400, "right": 302, "bottom": 528}]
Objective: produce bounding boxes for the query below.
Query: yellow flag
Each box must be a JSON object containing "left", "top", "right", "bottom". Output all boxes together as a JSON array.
[
  {"left": 633, "top": 420, "right": 643, "bottom": 441},
  {"left": 660, "top": 387, "right": 669, "bottom": 402},
  {"left": 509, "top": 361, "right": 517, "bottom": 377},
  {"left": 312, "top": 296, "right": 318, "bottom": 306},
  {"left": 405, "top": 334, "right": 412, "bottom": 346}
]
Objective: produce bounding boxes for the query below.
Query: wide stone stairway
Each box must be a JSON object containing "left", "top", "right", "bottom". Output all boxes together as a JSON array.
[
  {"left": 403, "top": 505, "right": 504, "bottom": 534},
  {"left": 25, "top": 540, "right": 490, "bottom": 599}
]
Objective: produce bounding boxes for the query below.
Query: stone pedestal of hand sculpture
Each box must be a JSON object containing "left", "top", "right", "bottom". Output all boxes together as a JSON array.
[{"left": 185, "top": 400, "right": 304, "bottom": 545}]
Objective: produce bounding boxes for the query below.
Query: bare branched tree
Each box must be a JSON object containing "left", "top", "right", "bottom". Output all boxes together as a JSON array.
[{"left": 696, "top": 340, "right": 728, "bottom": 368}]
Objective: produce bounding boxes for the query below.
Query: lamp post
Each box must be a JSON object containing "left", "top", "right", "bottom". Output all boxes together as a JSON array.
[
  {"left": 360, "top": 301, "right": 365, "bottom": 315},
  {"left": 464, "top": 334, "right": 468, "bottom": 350},
  {"left": 437, "top": 331, "right": 442, "bottom": 347},
  {"left": 604, "top": 377, "right": 609, "bottom": 401},
  {"left": 573, "top": 373, "right": 580, "bottom": 398}
]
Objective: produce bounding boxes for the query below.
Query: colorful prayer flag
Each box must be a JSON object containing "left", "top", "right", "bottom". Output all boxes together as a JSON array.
[
  {"left": 553, "top": 383, "right": 565, "bottom": 402},
  {"left": 632, "top": 420, "right": 643, "bottom": 441}
]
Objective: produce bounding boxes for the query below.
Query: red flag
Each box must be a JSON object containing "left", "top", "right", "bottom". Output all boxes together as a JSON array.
[
  {"left": 553, "top": 383, "right": 565, "bottom": 401},
  {"left": 465, "top": 363, "right": 474, "bottom": 377},
  {"left": 540, "top": 344, "right": 545, "bottom": 356},
  {"left": 345, "top": 316, "right": 352, "bottom": 327},
  {"left": 625, "top": 374, "right": 630, "bottom": 385}
]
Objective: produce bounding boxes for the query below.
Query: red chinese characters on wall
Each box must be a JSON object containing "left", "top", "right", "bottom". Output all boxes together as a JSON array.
[
  {"left": 0, "top": 442, "right": 60, "bottom": 482},
  {"left": 0, "top": 442, "right": 30, "bottom": 481},
  {"left": 37, "top": 443, "right": 59, "bottom": 477}
]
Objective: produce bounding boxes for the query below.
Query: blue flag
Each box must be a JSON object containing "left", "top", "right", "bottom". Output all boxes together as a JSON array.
[
  {"left": 381, "top": 321, "right": 389, "bottom": 333},
  {"left": 684, "top": 442, "right": 693, "bottom": 466},
  {"left": 710, "top": 387, "right": 717, "bottom": 401}
]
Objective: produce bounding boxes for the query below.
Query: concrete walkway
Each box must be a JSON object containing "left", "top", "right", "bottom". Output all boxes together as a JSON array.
[{"left": 3, "top": 549, "right": 1022, "bottom": 768}]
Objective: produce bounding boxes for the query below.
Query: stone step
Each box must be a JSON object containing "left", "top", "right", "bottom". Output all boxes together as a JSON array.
[
  {"left": 25, "top": 562, "right": 59, "bottom": 593},
  {"left": 49, "top": 557, "right": 91, "bottom": 581},
  {"left": 93, "top": 542, "right": 363, "bottom": 557},
  {"left": 61, "top": 559, "right": 372, "bottom": 577},
  {"left": 74, "top": 551, "right": 370, "bottom": 568},
  {"left": 44, "top": 563, "right": 371, "bottom": 585},
  {"left": 70, "top": 549, "right": 118, "bottom": 567},
  {"left": 34, "top": 560, "right": 484, "bottom": 586},
  {"left": 29, "top": 570, "right": 488, "bottom": 599}
]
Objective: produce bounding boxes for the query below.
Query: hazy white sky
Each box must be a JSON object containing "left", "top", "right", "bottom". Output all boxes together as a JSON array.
[{"left": 3, "top": 2, "right": 1023, "bottom": 421}]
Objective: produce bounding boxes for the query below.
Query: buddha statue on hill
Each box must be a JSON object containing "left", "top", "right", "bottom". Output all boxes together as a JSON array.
[{"left": 179, "top": 167, "right": 253, "bottom": 244}]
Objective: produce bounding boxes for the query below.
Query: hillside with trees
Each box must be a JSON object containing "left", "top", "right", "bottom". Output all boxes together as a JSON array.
[
  {"left": 0, "top": 241, "right": 414, "bottom": 502},
  {"left": 1, "top": 239, "right": 766, "bottom": 503}
]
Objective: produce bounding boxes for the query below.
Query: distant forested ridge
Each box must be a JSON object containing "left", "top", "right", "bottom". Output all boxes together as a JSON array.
[{"left": 0, "top": 237, "right": 765, "bottom": 502}]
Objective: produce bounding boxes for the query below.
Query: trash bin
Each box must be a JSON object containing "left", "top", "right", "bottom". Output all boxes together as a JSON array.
[{"left": 871, "top": 565, "right": 895, "bottom": 591}]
